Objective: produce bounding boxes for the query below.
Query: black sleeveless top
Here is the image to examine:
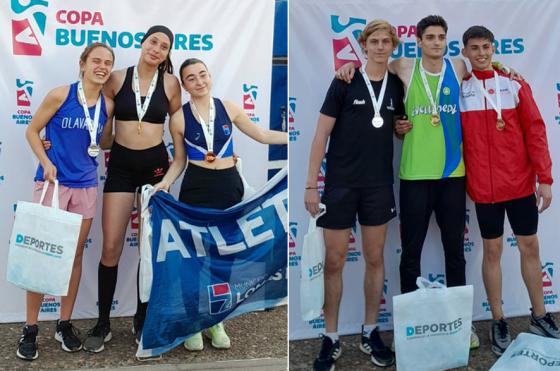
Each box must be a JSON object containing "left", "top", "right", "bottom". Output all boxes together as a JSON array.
[{"left": 114, "top": 66, "right": 169, "bottom": 124}]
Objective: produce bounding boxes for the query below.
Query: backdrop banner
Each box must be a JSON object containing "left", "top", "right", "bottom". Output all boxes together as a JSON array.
[
  {"left": 1, "top": 0, "right": 274, "bottom": 323},
  {"left": 289, "top": 0, "right": 560, "bottom": 340}
]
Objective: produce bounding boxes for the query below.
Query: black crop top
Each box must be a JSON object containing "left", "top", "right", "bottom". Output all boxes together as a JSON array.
[{"left": 114, "top": 66, "right": 169, "bottom": 124}]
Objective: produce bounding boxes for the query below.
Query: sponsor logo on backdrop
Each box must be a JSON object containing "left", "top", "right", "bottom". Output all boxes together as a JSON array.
[
  {"left": 53, "top": 10, "right": 213, "bottom": 51},
  {"left": 542, "top": 262, "right": 558, "bottom": 305},
  {"left": 208, "top": 283, "right": 233, "bottom": 315},
  {"left": 307, "top": 314, "right": 325, "bottom": 329},
  {"left": 464, "top": 208, "right": 474, "bottom": 253},
  {"left": 482, "top": 299, "right": 504, "bottom": 312},
  {"left": 96, "top": 300, "right": 119, "bottom": 311},
  {"left": 555, "top": 83, "right": 560, "bottom": 125},
  {"left": 288, "top": 97, "right": 300, "bottom": 142},
  {"left": 83, "top": 237, "right": 93, "bottom": 249},
  {"left": 330, "top": 16, "right": 366, "bottom": 70},
  {"left": 317, "top": 158, "right": 327, "bottom": 196},
  {"left": 289, "top": 222, "right": 300, "bottom": 267},
  {"left": 330, "top": 15, "right": 524, "bottom": 68},
  {"left": 243, "top": 84, "right": 260, "bottom": 123},
  {"left": 126, "top": 207, "right": 139, "bottom": 248},
  {"left": 507, "top": 233, "right": 518, "bottom": 248},
  {"left": 378, "top": 279, "right": 392, "bottom": 324},
  {"left": 40, "top": 296, "right": 60, "bottom": 313},
  {"left": 166, "top": 141, "right": 175, "bottom": 160},
  {"left": 13, "top": 79, "right": 34, "bottom": 125},
  {"left": 346, "top": 225, "right": 361, "bottom": 262},
  {"left": 406, "top": 317, "right": 463, "bottom": 339},
  {"left": 11, "top": 0, "right": 48, "bottom": 56},
  {"left": 428, "top": 273, "right": 445, "bottom": 285}
]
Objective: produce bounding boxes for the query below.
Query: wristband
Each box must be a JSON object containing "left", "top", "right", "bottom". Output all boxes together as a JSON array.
[{"left": 305, "top": 186, "right": 318, "bottom": 190}]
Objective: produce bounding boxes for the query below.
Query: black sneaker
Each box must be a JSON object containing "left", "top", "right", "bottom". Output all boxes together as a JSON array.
[
  {"left": 530, "top": 309, "right": 560, "bottom": 339},
  {"left": 132, "top": 316, "right": 144, "bottom": 345},
  {"left": 489, "top": 319, "right": 511, "bottom": 356},
  {"left": 54, "top": 320, "right": 82, "bottom": 352},
  {"left": 313, "top": 335, "right": 341, "bottom": 371},
  {"left": 83, "top": 322, "right": 112, "bottom": 353},
  {"left": 359, "top": 326, "right": 395, "bottom": 367},
  {"left": 16, "top": 324, "right": 38, "bottom": 361}
]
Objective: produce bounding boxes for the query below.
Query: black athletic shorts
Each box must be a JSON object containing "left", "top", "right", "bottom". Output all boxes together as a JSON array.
[
  {"left": 317, "top": 185, "right": 396, "bottom": 229},
  {"left": 179, "top": 163, "right": 243, "bottom": 210},
  {"left": 103, "top": 141, "right": 169, "bottom": 193},
  {"left": 475, "top": 194, "right": 538, "bottom": 239}
]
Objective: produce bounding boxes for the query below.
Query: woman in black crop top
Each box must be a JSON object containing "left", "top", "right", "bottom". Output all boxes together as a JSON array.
[
  {"left": 151, "top": 58, "right": 287, "bottom": 352},
  {"left": 83, "top": 25, "right": 182, "bottom": 354}
]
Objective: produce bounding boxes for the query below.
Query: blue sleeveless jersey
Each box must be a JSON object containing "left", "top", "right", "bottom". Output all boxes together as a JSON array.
[
  {"left": 183, "top": 98, "right": 234, "bottom": 161},
  {"left": 35, "top": 82, "right": 108, "bottom": 187}
]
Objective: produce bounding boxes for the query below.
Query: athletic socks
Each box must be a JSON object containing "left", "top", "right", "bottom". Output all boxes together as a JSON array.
[
  {"left": 362, "top": 324, "right": 377, "bottom": 337},
  {"left": 325, "top": 332, "right": 339, "bottom": 342},
  {"left": 98, "top": 262, "right": 118, "bottom": 325}
]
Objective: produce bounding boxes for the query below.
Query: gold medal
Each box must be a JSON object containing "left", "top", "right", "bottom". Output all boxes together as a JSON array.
[
  {"left": 205, "top": 151, "right": 216, "bottom": 162},
  {"left": 431, "top": 114, "right": 440, "bottom": 126},
  {"left": 137, "top": 121, "right": 142, "bottom": 135},
  {"left": 496, "top": 118, "right": 505, "bottom": 131}
]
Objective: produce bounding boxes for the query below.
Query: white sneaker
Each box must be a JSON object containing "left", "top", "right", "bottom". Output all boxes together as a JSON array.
[
  {"left": 183, "top": 332, "right": 204, "bottom": 351},
  {"left": 206, "top": 322, "right": 231, "bottom": 349},
  {"left": 470, "top": 325, "right": 480, "bottom": 349}
]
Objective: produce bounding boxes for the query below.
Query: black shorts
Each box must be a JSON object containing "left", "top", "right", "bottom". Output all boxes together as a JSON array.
[
  {"left": 317, "top": 185, "right": 396, "bottom": 229},
  {"left": 179, "top": 163, "right": 243, "bottom": 210},
  {"left": 475, "top": 194, "right": 538, "bottom": 239},
  {"left": 103, "top": 141, "right": 169, "bottom": 193}
]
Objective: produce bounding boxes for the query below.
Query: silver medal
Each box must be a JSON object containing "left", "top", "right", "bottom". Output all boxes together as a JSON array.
[
  {"left": 372, "top": 114, "right": 384, "bottom": 128},
  {"left": 87, "top": 144, "right": 100, "bottom": 157}
]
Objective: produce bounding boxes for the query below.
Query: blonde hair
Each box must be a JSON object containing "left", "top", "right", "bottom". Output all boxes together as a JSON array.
[{"left": 358, "top": 19, "right": 400, "bottom": 48}]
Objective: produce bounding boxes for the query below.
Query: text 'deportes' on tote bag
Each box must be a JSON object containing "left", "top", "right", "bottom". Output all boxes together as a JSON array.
[
  {"left": 393, "top": 277, "right": 474, "bottom": 371},
  {"left": 490, "top": 333, "right": 560, "bottom": 371},
  {"left": 300, "top": 204, "right": 326, "bottom": 321},
  {"left": 7, "top": 180, "right": 82, "bottom": 296}
]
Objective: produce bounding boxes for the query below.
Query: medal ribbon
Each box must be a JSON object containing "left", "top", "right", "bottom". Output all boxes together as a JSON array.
[
  {"left": 419, "top": 60, "right": 446, "bottom": 117},
  {"left": 191, "top": 98, "right": 215, "bottom": 154},
  {"left": 360, "top": 66, "right": 388, "bottom": 119},
  {"left": 471, "top": 70, "right": 502, "bottom": 121},
  {"left": 77, "top": 79, "right": 101, "bottom": 147},
  {"left": 133, "top": 65, "right": 159, "bottom": 123}
]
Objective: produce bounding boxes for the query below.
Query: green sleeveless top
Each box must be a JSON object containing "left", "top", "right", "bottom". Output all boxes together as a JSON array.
[{"left": 400, "top": 58, "right": 464, "bottom": 180}]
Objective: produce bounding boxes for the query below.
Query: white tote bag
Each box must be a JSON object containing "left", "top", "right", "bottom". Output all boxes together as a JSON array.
[
  {"left": 7, "top": 180, "right": 82, "bottom": 296},
  {"left": 490, "top": 333, "right": 560, "bottom": 370},
  {"left": 300, "top": 205, "right": 326, "bottom": 321},
  {"left": 139, "top": 184, "right": 155, "bottom": 303},
  {"left": 393, "top": 277, "right": 474, "bottom": 371}
]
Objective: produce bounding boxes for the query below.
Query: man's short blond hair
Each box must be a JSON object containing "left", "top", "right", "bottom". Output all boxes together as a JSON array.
[{"left": 358, "top": 19, "right": 400, "bottom": 48}]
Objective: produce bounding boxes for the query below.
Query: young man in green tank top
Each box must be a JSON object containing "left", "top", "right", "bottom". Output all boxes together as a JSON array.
[{"left": 336, "top": 15, "right": 480, "bottom": 349}]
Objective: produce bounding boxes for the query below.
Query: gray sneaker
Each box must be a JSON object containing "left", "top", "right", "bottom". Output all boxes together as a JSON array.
[
  {"left": 83, "top": 322, "right": 112, "bottom": 353},
  {"left": 489, "top": 319, "right": 511, "bottom": 356},
  {"left": 530, "top": 310, "right": 560, "bottom": 339}
]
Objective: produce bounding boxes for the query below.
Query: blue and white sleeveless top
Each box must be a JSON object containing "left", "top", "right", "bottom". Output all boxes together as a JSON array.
[
  {"left": 182, "top": 98, "right": 234, "bottom": 161},
  {"left": 34, "top": 82, "right": 108, "bottom": 187}
]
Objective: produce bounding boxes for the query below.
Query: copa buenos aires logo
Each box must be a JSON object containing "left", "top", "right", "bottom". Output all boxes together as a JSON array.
[
  {"left": 243, "top": 83, "right": 260, "bottom": 123},
  {"left": 13, "top": 79, "right": 34, "bottom": 125},
  {"left": 330, "top": 15, "right": 366, "bottom": 71},
  {"left": 288, "top": 97, "right": 300, "bottom": 142},
  {"left": 289, "top": 221, "right": 300, "bottom": 267},
  {"left": 11, "top": 0, "right": 48, "bottom": 56}
]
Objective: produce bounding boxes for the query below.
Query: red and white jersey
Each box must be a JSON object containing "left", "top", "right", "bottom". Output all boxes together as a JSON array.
[{"left": 460, "top": 68, "right": 552, "bottom": 204}]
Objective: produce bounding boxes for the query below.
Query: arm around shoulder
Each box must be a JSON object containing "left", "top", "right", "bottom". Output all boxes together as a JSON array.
[{"left": 165, "top": 73, "right": 182, "bottom": 115}]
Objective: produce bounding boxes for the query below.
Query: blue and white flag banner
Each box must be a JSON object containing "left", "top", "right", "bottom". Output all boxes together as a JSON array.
[{"left": 137, "top": 168, "right": 287, "bottom": 358}]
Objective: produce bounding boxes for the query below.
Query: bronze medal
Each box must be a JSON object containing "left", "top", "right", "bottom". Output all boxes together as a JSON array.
[
  {"left": 496, "top": 118, "right": 505, "bottom": 131},
  {"left": 205, "top": 151, "right": 216, "bottom": 163},
  {"left": 431, "top": 113, "right": 440, "bottom": 126}
]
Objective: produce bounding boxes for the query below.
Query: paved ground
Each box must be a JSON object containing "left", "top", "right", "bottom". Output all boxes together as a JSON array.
[
  {"left": 0, "top": 306, "right": 286, "bottom": 371},
  {"left": 289, "top": 314, "right": 557, "bottom": 370}
]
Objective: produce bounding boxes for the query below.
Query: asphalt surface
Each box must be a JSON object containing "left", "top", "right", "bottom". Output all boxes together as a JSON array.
[
  {"left": 289, "top": 314, "right": 558, "bottom": 370},
  {"left": 0, "top": 306, "right": 287, "bottom": 371}
]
